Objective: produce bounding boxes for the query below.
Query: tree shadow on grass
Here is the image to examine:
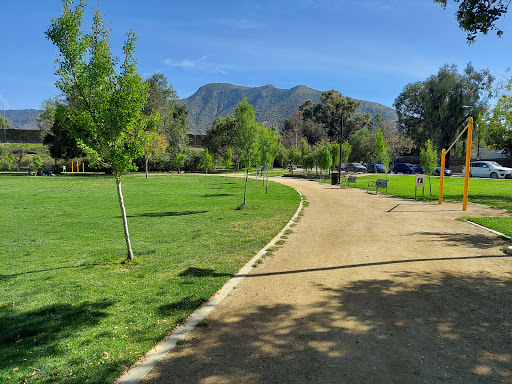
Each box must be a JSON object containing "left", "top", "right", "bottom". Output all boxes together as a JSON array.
[
  {"left": 158, "top": 295, "right": 206, "bottom": 317},
  {"left": 199, "top": 193, "right": 235, "bottom": 198},
  {"left": 1, "top": 300, "right": 114, "bottom": 375},
  {"left": 126, "top": 210, "right": 208, "bottom": 218},
  {"left": 467, "top": 193, "right": 512, "bottom": 211},
  {"left": 141, "top": 272, "right": 512, "bottom": 384},
  {"left": 178, "top": 267, "right": 231, "bottom": 278}
]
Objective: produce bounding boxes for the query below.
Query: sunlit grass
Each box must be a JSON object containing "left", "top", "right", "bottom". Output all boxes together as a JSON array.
[
  {"left": 0, "top": 173, "right": 300, "bottom": 383},
  {"left": 352, "top": 174, "right": 512, "bottom": 238}
]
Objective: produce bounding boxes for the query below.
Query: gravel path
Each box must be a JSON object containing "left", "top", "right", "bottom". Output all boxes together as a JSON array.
[{"left": 136, "top": 177, "right": 512, "bottom": 384}]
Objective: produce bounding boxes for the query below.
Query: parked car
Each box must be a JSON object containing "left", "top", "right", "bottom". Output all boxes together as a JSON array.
[
  {"left": 415, "top": 166, "right": 452, "bottom": 176},
  {"left": 347, "top": 163, "right": 367, "bottom": 173},
  {"left": 462, "top": 161, "right": 512, "bottom": 179},
  {"left": 414, "top": 166, "right": 424, "bottom": 174},
  {"left": 434, "top": 166, "right": 452, "bottom": 176},
  {"left": 392, "top": 163, "right": 416, "bottom": 174},
  {"left": 367, "top": 163, "right": 387, "bottom": 173}
]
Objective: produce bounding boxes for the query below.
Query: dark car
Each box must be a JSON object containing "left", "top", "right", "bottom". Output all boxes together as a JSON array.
[
  {"left": 392, "top": 163, "right": 416, "bottom": 174},
  {"left": 347, "top": 163, "right": 367, "bottom": 173},
  {"left": 434, "top": 166, "right": 452, "bottom": 176},
  {"left": 414, "top": 166, "right": 424, "bottom": 174},
  {"left": 367, "top": 163, "right": 386, "bottom": 173}
]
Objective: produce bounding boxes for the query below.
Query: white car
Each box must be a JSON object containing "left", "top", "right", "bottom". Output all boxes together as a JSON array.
[{"left": 462, "top": 161, "right": 512, "bottom": 179}]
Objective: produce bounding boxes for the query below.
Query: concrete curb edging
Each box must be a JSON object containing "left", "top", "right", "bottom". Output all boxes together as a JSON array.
[
  {"left": 466, "top": 220, "right": 512, "bottom": 255},
  {"left": 115, "top": 190, "right": 304, "bottom": 384}
]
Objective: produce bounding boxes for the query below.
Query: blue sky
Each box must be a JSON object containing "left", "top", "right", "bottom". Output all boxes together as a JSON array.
[{"left": 1, "top": 0, "right": 510, "bottom": 111}]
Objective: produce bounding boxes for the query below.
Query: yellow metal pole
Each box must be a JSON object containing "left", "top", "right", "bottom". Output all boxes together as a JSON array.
[
  {"left": 82, "top": 163, "right": 85, "bottom": 173},
  {"left": 462, "top": 117, "right": 473, "bottom": 211},
  {"left": 71, "top": 161, "right": 74, "bottom": 173},
  {"left": 439, "top": 149, "right": 446, "bottom": 205}
]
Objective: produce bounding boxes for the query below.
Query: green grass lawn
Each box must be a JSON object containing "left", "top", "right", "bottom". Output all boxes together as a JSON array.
[
  {"left": 0, "top": 173, "right": 300, "bottom": 383},
  {"left": 352, "top": 174, "right": 512, "bottom": 237}
]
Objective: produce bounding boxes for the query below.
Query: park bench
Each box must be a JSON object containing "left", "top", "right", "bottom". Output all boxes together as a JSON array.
[
  {"left": 367, "top": 178, "right": 388, "bottom": 194},
  {"left": 341, "top": 175, "right": 357, "bottom": 187}
]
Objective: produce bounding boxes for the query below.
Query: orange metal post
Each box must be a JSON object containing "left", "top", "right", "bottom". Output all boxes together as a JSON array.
[
  {"left": 71, "top": 161, "right": 74, "bottom": 173},
  {"left": 462, "top": 117, "right": 473, "bottom": 211},
  {"left": 439, "top": 149, "right": 446, "bottom": 204},
  {"left": 82, "top": 163, "right": 85, "bottom": 172}
]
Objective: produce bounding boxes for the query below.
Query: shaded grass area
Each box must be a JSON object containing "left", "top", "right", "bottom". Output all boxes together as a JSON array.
[
  {"left": 0, "top": 173, "right": 300, "bottom": 383},
  {"left": 351, "top": 174, "right": 512, "bottom": 238},
  {"left": 466, "top": 217, "right": 512, "bottom": 238}
]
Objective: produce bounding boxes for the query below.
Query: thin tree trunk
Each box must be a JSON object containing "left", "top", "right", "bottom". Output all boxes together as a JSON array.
[
  {"left": 243, "top": 168, "right": 248, "bottom": 207},
  {"left": 145, "top": 155, "right": 149, "bottom": 179},
  {"left": 266, "top": 166, "right": 269, "bottom": 193},
  {"left": 116, "top": 175, "right": 134, "bottom": 260}
]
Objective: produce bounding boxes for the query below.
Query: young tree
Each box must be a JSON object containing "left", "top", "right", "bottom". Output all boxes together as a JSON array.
[
  {"left": 33, "top": 155, "right": 43, "bottom": 170},
  {"left": 319, "top": 146, "right": 332, "bottom": 175},
  {"left": 341, "top": 141, "right": 352, "bottom": 164},
  {"left": 201, "top": 148, "right": 213, "bottom": 174},
  {"left": 234, "top": 97, "right": 259, "bottom": 207},
  {"left": 373, "top": 129, "right": 390, "bottom": 177},
  {"left": 3, "top": 153, "right": 15, "bottom": 171},
  {"left": 223, "top": 148, "right": 233, "bottom": 172},
  {"left": 12, "top": 147, "right": 26, "bottom": 171},
  {"left": 46, "top": 0, "right": 159, "bottom": 260},
  {"left": 288, "top": 146, "right": 301, "bottom": 174},
  {"left": 258, "top": 124, "right": 281, "bottom": 193},
  {"left": 143, "top": 131, "right": 168, "bottom": 179},
  {"left": 420, "top": 139, "right": 439, "bottom": 197},
  {"left": 328, "top": 141, "right": 340, "bottom": 170},
  {"left": 172, "top": 152, "right": 186, "bottom": 174}
]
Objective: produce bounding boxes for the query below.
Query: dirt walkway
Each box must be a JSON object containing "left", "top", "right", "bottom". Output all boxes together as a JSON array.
[{"left": 138, "top": 177, "right": 512, "bottom": 384}]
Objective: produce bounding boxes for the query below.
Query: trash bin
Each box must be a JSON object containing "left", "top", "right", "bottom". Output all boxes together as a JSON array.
[{"left": 331, "top": 171, "right": 340, "bottom": 185}]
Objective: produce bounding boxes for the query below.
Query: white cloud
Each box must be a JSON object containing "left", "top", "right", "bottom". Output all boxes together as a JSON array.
[{"left": 163, "top": 56, "right": 208, "bottom": 69}]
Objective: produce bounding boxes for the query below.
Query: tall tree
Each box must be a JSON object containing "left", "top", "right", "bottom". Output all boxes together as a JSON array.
[
  {"left": 42, "top": 103, "right": 84, "bottom": 161},
  {"left": 46, "top": 0, "right": 159, "bottom": 260},
  {"left": 349, "top": 128, "right": 374, "bottom": 164},
  {"left": 486, "top": 85, "right": 512, "bottom": 157},
  {"left": 37, "top": 98, "right": 59, "bottom": 140},
  {"left": 435, "top": 0, "right": 509, "bottom": 42},
  {"left": 299, "top": 90, "right": 360, "bottom": 141},
  {"left": 394, "top": 63, "right": 493, "bottom": 168},
  {"left": 203, "top": 115, "right": 238, "bottom": 156},
  {"left": 234, "top": 97, "right": 259, "bottom": 207},
  {"left": 143, "top": 73, "right": 189, "bottom": 165}
]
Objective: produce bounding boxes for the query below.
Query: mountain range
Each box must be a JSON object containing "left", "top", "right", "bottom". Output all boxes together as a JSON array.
[
  {"left": 180, "top": 83, "right": 397, "bottom": 134},
  {"left": 2, "top": 109, "right": 41, "bottom": 130},
  {"left": 4, "top": 84, "right": 397, "bottom": 136}
]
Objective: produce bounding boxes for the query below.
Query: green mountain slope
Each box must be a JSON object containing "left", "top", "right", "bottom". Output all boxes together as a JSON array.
[
  {"left": 180, "top": 83, "right": 397, "bottom": 134},
  {"left": 4, "top": 109, "right": 41, "bottom": 130}
]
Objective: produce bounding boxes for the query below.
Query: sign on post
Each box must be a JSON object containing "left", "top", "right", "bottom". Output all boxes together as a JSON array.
[
  {"left": 415, "top": 174, "right": 425, "bottom": 187},
  {"left": 415, "top": 174, "right": 425, "bottom": 200}
]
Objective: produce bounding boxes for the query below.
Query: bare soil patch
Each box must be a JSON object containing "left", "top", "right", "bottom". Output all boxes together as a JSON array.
[{"left": 138, "top": 178, "right": 512, "bottom": 384}]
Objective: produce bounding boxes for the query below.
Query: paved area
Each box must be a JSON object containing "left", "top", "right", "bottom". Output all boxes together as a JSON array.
[{"left": 136, "top": 177, "right": 512, "bottom": 384}]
